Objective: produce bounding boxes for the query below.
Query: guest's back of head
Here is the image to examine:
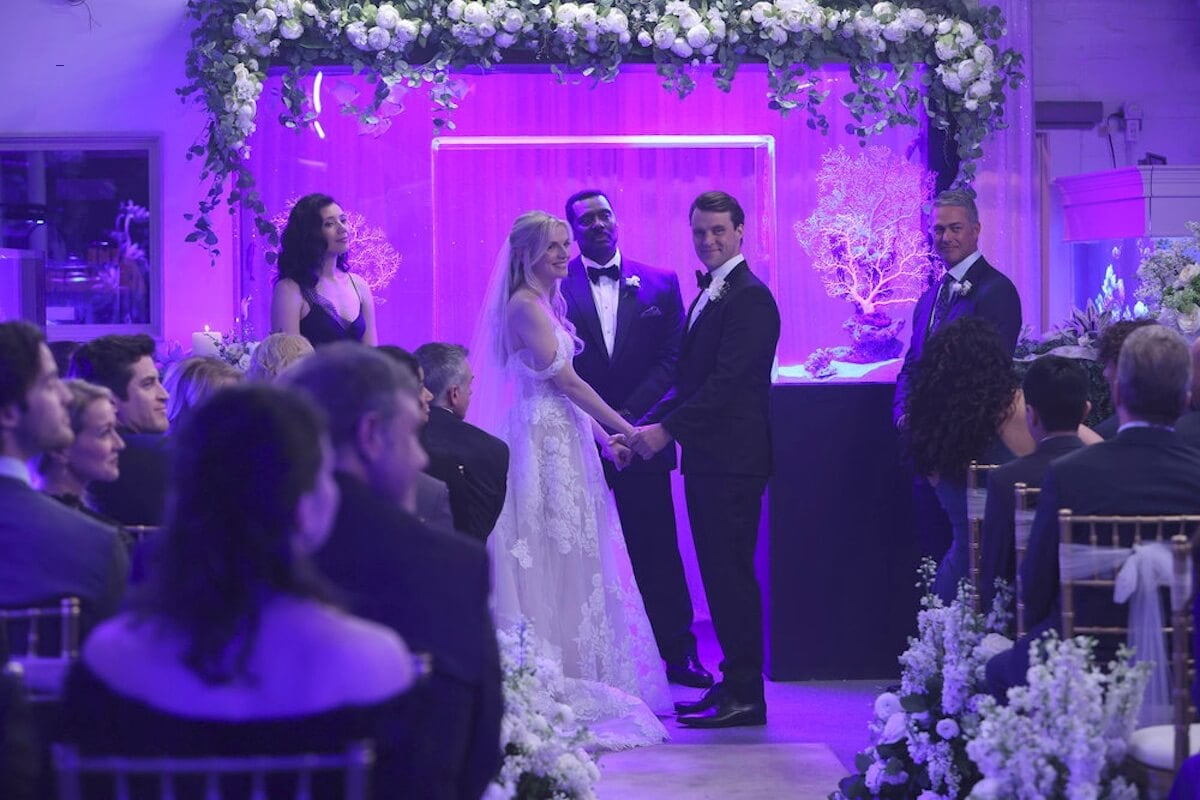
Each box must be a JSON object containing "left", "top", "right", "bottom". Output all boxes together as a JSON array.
[
  {"left": 416, "top": 342, "right": 472, "bottom": 417},
  {"left": 1116, "top": 325, "right": 1192, "bottom": 425},
  {"left": 907, "top": 316, "right": 1018, "bottom": 478},
  {"left": 1096, "top": 319, "right": 1157, "bottom": 374},
  {"left": 163, "top": 356, "right": 244, "bottom": 427},
  {"left": 246, "top": 332, "right": 314, "bottom": 382},
  {"left": 1022, "top": 355, "right": 1090, "bottom": 434}
]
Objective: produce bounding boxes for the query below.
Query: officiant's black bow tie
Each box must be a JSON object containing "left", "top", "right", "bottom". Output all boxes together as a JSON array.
[
  {"left": 587, "top": 265, "right": 620, "bottom": 283},
  {"left": 696, "top": 270, "right": 713, "bottom": 289}
]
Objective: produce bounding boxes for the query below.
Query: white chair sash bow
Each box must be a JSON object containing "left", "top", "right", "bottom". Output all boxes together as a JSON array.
[{"left": 1059, "top": 541, "right": 1192, "bottom": 726}]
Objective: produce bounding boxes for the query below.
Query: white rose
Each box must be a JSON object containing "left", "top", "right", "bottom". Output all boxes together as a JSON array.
[
  {"left": 956, "top": 59, "right": 978, "bottom": 82},
  {"left": 872, "top": 2, "right": 896, "bottom": 21},
  {"left": 278, "top": 18, "right": 304, "bottom": 39},
  {"left": 935, "top": 718, "right": 960, "bottom": 739},
  {"left": 865, "top": 762, "right": 885, "bottom": 793},
  {"left": 606, "top": 8, "right": 629, "bottom": 33},
  {"left": 879, "top": 711, "right": 907, "bottom": 744},
  {"left": 956, "top": 21, "right": 977, "bottom": 47},
  {"left": 576, "top": 5, "right": 597, "bottom": 29},
  {"left": 463, "top": 1, "right": 488, "bottom": 25},
  {"left": 1179, "top": 263, "right": 1200, "bottom": 285},
  {"left": 345, "top": 21, "right": 368, "bottom": 49},
  {"left": 478, "top": 20, "right": 496, "bottom": 37},
  {"left": 495, "top": 31, "right": 515, "bottom": 47},
  {"left": 882, "top": 21, "right": 906, "bottom": 42},
  {"left": 254, "top": 8, "right": 278, "bottom": 33},
  {"left": 874, "top": 692, "right": 902, "bottom": 720},
  {"left": 935, "top": 37, "right": 956, "bottom": 62},
  {"left": 750, "top": 2, "right": 772, "bottom": 24},
  {"left": 701, "top": 42, "right": 717, "bottom": 56},
  {"left": 394, "top": 19, "right": 419, "bottom": 45},
  {"left": 619, "top": 29, "right": 631, "bottom": 43},
  {"left": 971, "top": 778, "right": 1002, "bottom": 800},
  {"left": 670, "top": 36, "right": 693, "bottom": 57},
  {"left": 678, "top": 8, "right": 702, "bottom": 29},
  {"left": 366, "top": 26, "right": 391, "bottom": 50},
  {"left": 1178, "top": 305, "right": 1200, "bottom": 334},
  {"left": 938, "top": 68, "right": 962, "bottom": 93},
  {"left": 637, "top": 30, "right": 653, "bottom": 47},
  {"left": 301, "top": 2, "right": 317, "bottom": 16},
  {"left": 899, "top": 8, "right": 925, "bottom": 30},
  {"left": 969, "top": 78, "right": 992, "bottom": 98},
  {"left": 232, "top": 15, "right": 256, "bottom": 42},
  {"left": 769, "top": 25, "right": 788, "bottom": 45},
  {"left": 446, "top": 0, "right": 466, "bottom": 21},
  {"left": 685, "top": 23, "right": 710, "bottom": 48},
  {"left": 556, "top": 2, "right": 579, "bottom": 25},
  {"left": 964, "top": 98, "right": 979, "bottom": 111},
  {"left": 653, "top": 26, "right": 674, "bottom": 48},
  {"left": 375, "top": 4, "right": 400, "bottom": 30},
  {"left": 973, "top": 42, "right": 994, "bottom": 66},
  {"left": 937, "top": 18, "right": 953, "bottom": 34},
  {"left": 709, "top": 17, "right": 726, "bottom": 39},
  {"left": 780, "top": 8, "right": 806, "bottom": 31}
]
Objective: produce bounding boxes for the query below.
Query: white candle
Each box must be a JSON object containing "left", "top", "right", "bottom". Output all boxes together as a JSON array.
[{"left": 192, "top": 327, "right": 222, "bottom": 356}]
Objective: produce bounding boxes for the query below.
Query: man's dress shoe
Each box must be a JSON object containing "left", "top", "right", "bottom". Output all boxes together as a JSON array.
[
  {"left": 673, "top": 684, "right": 724, "bottom": 716},
  {"left": 677, "top": 695, "right": 767, "bottom": 729},
  {"left": 665, "top": 655, "right": 714, "bottom": 689}
]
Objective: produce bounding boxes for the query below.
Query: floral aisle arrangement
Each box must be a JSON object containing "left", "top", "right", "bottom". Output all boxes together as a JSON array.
[
  {"left": 488, "top": 624, "right": 600, "bottom": 800},
  {"left": 795, "top": 144, "right": 936, "bottom": 377},
  {"left": 180, "top": 0, "right": 1023, "bottom": 259},
  {"left": 1135, "top": 221, "right": 1200, "bottom": 336},
  {"left": 832, "top": 563, "right": 1012, "bottom": 800},
  {"left": 966, "top": 636, "right": 1149, "bottom": 800}
]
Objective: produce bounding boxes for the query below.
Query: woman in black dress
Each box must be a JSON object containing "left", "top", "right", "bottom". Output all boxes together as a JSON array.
[
  {"left": 271, "top": 193, "right": 378, "bottom": 347},
  {"left": 58, "top": 385, "right": 416, "bottom": 794}
]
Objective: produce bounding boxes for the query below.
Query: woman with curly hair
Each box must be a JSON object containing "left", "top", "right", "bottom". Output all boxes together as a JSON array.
[
  {"left": 905, "top": 316, "right": 1036, "bottom": 602},
  {"left": 270, "top": 193, "right": 378, "bottom": 347}
]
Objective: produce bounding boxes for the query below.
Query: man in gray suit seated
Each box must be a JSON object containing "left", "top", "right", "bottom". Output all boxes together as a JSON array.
[{"left": 0, "top": 321, "right": 128, "bottom": 632}]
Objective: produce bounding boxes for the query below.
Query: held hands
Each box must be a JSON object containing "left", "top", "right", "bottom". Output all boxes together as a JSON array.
[
  {"left": 602, "top": 434, "right": 634, "bottom": 471},
  {"left": 629, "top": 424, "right": 671, "bottom": 459}
]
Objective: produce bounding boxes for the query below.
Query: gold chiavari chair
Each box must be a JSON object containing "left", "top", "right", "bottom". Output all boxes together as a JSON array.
[
  {"left": 1012, "top": 483, "right": 1040, "bottom": 637},
  {"left": 1057, "top": 511, "right": 1200, "bottom": 785},
  {"left": 0, "top": 597, "right": 81, "bottom": 699},
  {"left": 966, "top": 461, "right": 1000, "bottom": 609},
  {"left": 53, "top": 740, "right": 375, "bottom": 800},
  {"left": 124, "top": 525, "right": 164, "bottom": 544}
]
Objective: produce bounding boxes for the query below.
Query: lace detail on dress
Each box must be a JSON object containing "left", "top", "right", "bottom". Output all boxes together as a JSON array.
[{"left": 490, "top": 327, "right": 671, "bottom": 749}]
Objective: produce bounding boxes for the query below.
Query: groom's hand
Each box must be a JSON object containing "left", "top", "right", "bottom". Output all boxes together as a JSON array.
[
  {"left": 630, "top": 424, "right": 671, "bottom": 459},
  {"left": 602, "top": 434, "right": 634, "bottom": 471}
]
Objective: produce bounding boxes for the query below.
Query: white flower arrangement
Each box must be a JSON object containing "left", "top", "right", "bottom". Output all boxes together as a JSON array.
[
  {"left": 1134, "top": 221, "right": 1200, "bottom": 336},
  {"left": 833, "top": 561, "right": 1013, "bottom": 800},
  {"left": 949, "top": 278, "right": 973, "bottom": 299},
  {"left": 487, "top": 623, "right": 600, "bottom": 800},
  {"left": 965, "top": 635, "right": 1148, "bottom": 800},
  {"left": 181, "top": 1, "right": 1023, "bottom": 260},
  {"left": 707, "top": 275, "right": 730, "bottom": 303}
]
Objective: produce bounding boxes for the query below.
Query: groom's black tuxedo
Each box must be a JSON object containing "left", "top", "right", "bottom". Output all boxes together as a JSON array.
[
  {"left": 893, "top": 256, "right": 1021, "bottom": 424},
  {"left": 644, "top": 259, "right": 780, "bottom": 701},
  {"left": 563, "top": 254, "right": 698, "bottom": 663}
]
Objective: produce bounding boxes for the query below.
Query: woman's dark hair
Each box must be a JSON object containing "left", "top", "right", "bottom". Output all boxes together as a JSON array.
[
  {"left": 276, "top": 193, "right": 349, "bottom": 289},
  {"left": 133, "top": 384, "right": 333, "bottom": 684},
  {"left": 905, "top": 317, "right": 1019, "bottom": 479}
]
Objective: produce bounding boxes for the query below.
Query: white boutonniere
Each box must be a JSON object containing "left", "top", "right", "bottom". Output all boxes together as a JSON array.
[
  {"left": 950, "top": 279, "right": 973, "bottom": 298},
  {"left": 707, "top": 277, "right": 729, "bottom": 302},
  {"left": 624, "top": 275, "right": 640, "bottom": 290}
]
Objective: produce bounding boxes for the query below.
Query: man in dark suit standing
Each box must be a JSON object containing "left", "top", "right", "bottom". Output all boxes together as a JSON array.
[
  {"left": 416, "top": 342, "right": 509, "bottom": 542},
  {"left": 633, "top": 191, "right": 780, "bottom": 728},
  {"left": 978, "top": 355, "right": 1089, "bottom": 610},
  {"left": 893, "top": 190, "right": 1023, "bottom": 561},
  {"left": 283, "top": 343, "right": 501, "bottom": 800},
  {"left": 560, "top": 189, "right": 709, "bottom": 689},
  {"left": 986, "top": 325, "right": 1200, "bottom": 699},
  {"left": 69, "top": 334, "right": 170, "bottom": 525},
  {"left": 0, "top": 321, "right": 128, "bottom": 630}
]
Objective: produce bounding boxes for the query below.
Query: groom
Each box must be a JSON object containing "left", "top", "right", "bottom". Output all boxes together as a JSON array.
[
  {"left": 561, "top": 189, "right": 710, "bottom": 689},
  {"left": 632, "top": 191, "right": 781, "bottom": 728}
]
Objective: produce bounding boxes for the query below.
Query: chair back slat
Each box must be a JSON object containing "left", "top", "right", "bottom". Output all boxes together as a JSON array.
[
  {"left": 1013, "top": 483, "right": 1040, "bottom": 637},
  {"left": 967, "top": 461, "right": 1000, "bottom": 611},
  {"left": 52, "top": 741, "right": 375, "bottom": 800},
  {"left": 0, "top": 597, "right": 82, "bottom": 698}
]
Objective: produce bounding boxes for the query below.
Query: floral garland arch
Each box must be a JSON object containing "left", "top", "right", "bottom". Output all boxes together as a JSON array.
[{"left": 180, "top": 0, "right": 1024, "bottom": 258}]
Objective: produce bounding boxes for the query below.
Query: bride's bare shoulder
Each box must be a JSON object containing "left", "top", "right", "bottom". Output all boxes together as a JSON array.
[{"left": 507, "top": 289, "right": 545, "bottom": 320}]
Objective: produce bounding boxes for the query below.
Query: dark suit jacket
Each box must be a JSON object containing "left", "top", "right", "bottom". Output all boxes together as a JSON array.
[
  {"left": 643, "top": 260, "right": 780, "bottom": 477},
  {"left": 978, "top": 434, "right": 1084, "bottom": 610},
  {"left": 0, "top": 477, "right": 128, "bottom": 632},
  {"left": 89, "top": 431, "right": 169, "bottom": 526},
  {"left": 421, "top": 407, "right": 509, "bottom": 542},
  {"left": 893, "top": 256, "right": 1022, "bottom": 424},
  {"left": 1020, "top": 426, "right": 1200, "bottom": 631},
  {"left": 414, "top": 472, "right": 454, "bottom": 533},
  {"left": 1174, "top": 410, "right": 1200, "bottom": 449},
  {"left": 314, "top": 473, "right": 501, "bottom": 800},
  {"left": 563, "top": 255, "right": 683, "bottom": 473}
]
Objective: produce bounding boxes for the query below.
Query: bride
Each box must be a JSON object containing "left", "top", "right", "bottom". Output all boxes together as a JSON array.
[{"left": 470, "top": 210, "right": 671, "bottom": 747}]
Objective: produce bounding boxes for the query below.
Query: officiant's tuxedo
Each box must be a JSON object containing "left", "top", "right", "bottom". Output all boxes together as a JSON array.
[
  {"left": 644, "top": 259, "right": 780, "bottom": 702},
  {"left": 563, "top": 254, "right": 699, "bottom": 663},
  {"left": 892, "top": 257, "right": 1021, "bottom": 424}
]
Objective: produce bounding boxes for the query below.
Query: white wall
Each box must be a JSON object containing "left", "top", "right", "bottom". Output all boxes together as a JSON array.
[{"left": 0, "top": 0, "right": 235, "bottom": 344}]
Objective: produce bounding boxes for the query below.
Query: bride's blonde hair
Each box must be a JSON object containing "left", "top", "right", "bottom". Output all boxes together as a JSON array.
[{"left": 505, "top": 211, "right": 579, "bottom": 348}]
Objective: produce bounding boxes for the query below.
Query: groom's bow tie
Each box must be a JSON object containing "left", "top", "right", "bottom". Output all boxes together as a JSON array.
[
  {"left": 695, "top": 270, "right": 713, "bottom": 289},
  {"left": 587, "top": 264, "right": 620, "bottom": 283}
]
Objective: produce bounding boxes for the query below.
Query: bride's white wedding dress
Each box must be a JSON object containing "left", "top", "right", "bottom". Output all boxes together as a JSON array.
[{"left": 489, "top": 325, "right": 671, "bottom": 748}]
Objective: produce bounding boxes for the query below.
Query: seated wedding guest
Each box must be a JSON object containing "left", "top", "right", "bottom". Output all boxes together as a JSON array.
[
  {"left": 58, "top": 385, "right": 418, "bottom": 792},
  {"left": 0, "top": 322, "right": 128, "bottom": 630},
  {"left": 271, "top": 193, "right": 378, "bottom": 348},
  {"left": 1092, "top": 318, "right": 1157, "bottom": 439},
  {"left": 977, "top": 356, "right": 1094, "bottom": 610},
  {"left": 905, "top": 317, "right": 1037, "bottom": 602},
  {"left": 988, "top": 325, "right": 1200, "bottom": 700},
  {"left": 34, "top": 380, "right": 128, "bottom": 530},
  {"left": 246, "top": 331, "right": 314, "bottom": 382},
  {"left": 378, "top": 344, "right": 455, "bottom": 533},
  {"left": 416, "top": 342, "right": 509, "bottom": 542},
  {"left": 163, "top": 356, "right": 243, "bottom": 428},
  {"left": 283, "top": 343, "right": 502, "bottom": 800},
  {"left": 69, "top": 334, "right": 170, "bottom": 525},
  {"left": 1172, "top": 334, "right": 1200, "bottom": 448}
]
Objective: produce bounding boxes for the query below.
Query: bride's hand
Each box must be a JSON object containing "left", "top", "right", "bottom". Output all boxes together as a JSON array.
[{"left": 603, "top": 435, "right": 633, "bottom": 471}]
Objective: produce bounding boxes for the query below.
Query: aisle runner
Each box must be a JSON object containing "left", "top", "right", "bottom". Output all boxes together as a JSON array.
[{"left": 597, "top": 742, "right": 847, "bottom": 799}]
